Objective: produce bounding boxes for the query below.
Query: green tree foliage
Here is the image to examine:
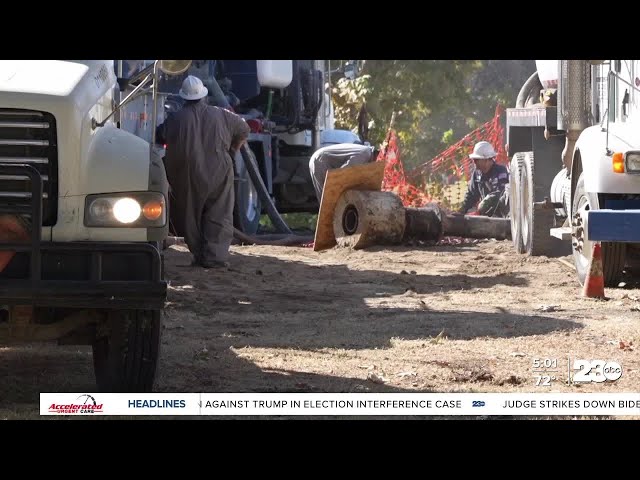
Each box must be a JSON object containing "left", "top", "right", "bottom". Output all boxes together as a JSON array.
[
  {"left": 331, "top": 74, "right": 372, "bottom": 135},
  {"left": 329, "top": 60, "right": 536, "bottom": 170}
]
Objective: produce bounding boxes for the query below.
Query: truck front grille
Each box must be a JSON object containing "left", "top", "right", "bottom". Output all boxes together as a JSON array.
[{"left": 0, "top": 109, "right": 58, "bottom": 226}]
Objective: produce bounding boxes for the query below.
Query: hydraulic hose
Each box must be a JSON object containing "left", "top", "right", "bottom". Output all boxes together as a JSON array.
[
  {"left": 166, "top": 230, "right": 313, "bottom": 247},
  {"left": 232, "top": 228, "right": 312, "bottom": 246},
  {"left": 208, "top": 77, "right": 293, "bottom": 234},
  {"left": 240, "top": 145, "right": 292, "bottom": 234}
]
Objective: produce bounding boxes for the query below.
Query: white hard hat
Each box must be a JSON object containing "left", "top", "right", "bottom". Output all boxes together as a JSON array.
[
  {"left": 469, "top": 141, "right": 497, "bottom": 160},
  {"left": 179, "top": 75, "right": 208, "bottom": 100}
]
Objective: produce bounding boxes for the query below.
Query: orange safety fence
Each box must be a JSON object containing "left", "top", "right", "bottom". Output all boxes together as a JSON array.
[
  {"left": 305, "top": 105, "right": 507, "bottom": 248},
  {"left": 376, "top": 104, "right": 508, "bottom": 210}
]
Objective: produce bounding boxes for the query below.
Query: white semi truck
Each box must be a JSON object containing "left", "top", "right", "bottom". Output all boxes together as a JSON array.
[
  {"left": 508, "top": 60, "right": 640, "bottom": 286},
  {"left": 0, "top": 60, "right": 190, "bottom": 392}
]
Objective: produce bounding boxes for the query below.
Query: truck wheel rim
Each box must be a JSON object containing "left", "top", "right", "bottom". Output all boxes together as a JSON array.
[
  {"left": 573, "top": 194, "right": 591, "bottom": 273},
  {"left": 246, "top": 180, "right": 258, "bottom": 222},
  {"left": 521, "top": 178, "right": 530, "bottom": 246}
]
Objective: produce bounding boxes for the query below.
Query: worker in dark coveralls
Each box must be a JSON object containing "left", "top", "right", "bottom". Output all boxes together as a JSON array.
[
  {"left": 458, "top": 141, "right": 509, "bottom": 217},
  {"left": 163, "top": 75, "right": 250, "bottom": 268},
  {"left": 309, "top": 142, "right": 377, "bottom": 202}
]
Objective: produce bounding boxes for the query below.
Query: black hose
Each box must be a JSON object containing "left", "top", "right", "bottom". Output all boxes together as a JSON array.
[
  {"left": 207, "top": 76, "right": 293, "bottom": 234},
  {"left": 166, "top": 229, "right": 313, "bottom": 247},
  {"left": 232, "top": 228, "right": 312, "bottom": 246},
  {"left": 240, "top": 145, "right": 292, "bottom": 234}
]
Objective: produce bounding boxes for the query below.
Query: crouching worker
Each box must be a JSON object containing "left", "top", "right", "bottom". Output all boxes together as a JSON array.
[
  {"left": 309, "top": 142, "right": 379, "bottom": 202},
  {"left": 458, "top": 141, "right": 509, "bottom": 217}
]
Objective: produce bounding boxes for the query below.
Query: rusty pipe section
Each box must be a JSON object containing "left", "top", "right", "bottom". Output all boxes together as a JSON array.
[
  {"left": 402, "top": 205, "right": 445, "bottom": 243},
  {"left": 402, "top": 204, "right": 511, "bottom": 242},
  {"left": 441, "top": 214, "right": 511, "bottom": 240}
]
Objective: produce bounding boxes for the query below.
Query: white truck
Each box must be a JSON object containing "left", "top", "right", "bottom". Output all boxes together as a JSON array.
[
  {"left": 508, "top": 60, "right": 640, "bottom": 286},
  {"left": 0, "top": 60, "right": 190, "bottom": 392}
]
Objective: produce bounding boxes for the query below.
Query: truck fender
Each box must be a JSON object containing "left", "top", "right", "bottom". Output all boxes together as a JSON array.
[
  {"left": 84, "top": 125, "right": 169, "bottom": 241},
  {"left": 573, "top": 125, "right": 640, "bottom": 195},
  {"left": 83, "top": 125, "right": 152, "bottom": 195}
]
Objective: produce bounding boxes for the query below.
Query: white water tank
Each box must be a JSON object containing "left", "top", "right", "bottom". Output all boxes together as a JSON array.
[
  {"left": 257, "top": 60, "right": 292, "bottom": 89},
  {"left": 535, "top": 60, "right": 559, "bottom": 89}
]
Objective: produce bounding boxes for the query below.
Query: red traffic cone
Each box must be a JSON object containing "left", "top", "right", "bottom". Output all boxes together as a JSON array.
[{"left": 582, "top": 242, "right": 605, "bottom": 299}]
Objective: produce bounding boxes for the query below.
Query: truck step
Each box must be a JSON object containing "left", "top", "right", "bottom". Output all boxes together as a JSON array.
[{"left": 550, "top": 226, "right": 572, "bottom": 240}]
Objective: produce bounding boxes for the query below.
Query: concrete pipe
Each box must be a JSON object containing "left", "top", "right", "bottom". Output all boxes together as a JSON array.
[{"left": 333, "top": 190, "right": 406, "bottom": 249}]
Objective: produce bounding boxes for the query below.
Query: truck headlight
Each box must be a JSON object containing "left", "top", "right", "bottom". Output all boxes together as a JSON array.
[
  {"left": 112, "top": 198, "right": 141, "bottom": 223},
  {"left": 84, "top": 193, "right": 166, "bottom": 227},
  {"left": 625, "top": 151, "right": 640, "bottom": 173}
]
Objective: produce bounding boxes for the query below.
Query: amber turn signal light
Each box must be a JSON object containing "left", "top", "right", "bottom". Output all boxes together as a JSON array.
[
  {"left": 613, "top": 152, "right": 625, "bottom": 173},
  {"left": 142, "top": 200, "right": 164, "bottom": 220}
]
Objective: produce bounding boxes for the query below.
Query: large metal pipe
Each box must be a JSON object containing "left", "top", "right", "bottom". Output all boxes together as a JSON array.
[
  {"left": 441, "top": 214, "right": 511, "bottom": 241},
  {"left": 558, "top": 60, "right": 592, "bottom": 170},
  {"left": 332, "top": 192, "right": 512, "bottom": 249},
  {"left": 516, "top": 71, "right": 543, "bottom": 108},
  {"left": 404, "top": 205, "right": 512, "bottom": 242},
  {"left": 403, "top": 205, "right": 445, "bottom": 243}
]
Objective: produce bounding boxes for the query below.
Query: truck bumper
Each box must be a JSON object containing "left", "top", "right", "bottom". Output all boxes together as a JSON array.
[
  {"left": 587, "top": 209, "right": 640, "bottom": 242},
  {"left": 0, "top": 242, "right": 166, "bottom": 310},
  {"left": 0, "top": 164, "right": 166, "bottom": 310}
]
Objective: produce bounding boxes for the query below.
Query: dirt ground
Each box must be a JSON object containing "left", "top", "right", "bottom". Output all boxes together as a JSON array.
[{"left": 2, "top": 238, "right": 639, "bottom": 420}]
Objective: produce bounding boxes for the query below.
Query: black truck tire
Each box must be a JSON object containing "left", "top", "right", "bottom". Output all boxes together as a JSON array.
[
  {"left": 571, "top": 172, "right": 626, "bottom": 286},
  {"left": 92, "top": 309, "right": 162, "bottom": 393},
  {"left": 510, "top": 153, "right": 526, "bottom": 253},
  {"left": 520, "top": 151, "right": 569, "bottom": 257},
  {"left": 233, "top": 148, "right": 262, "bottom": 235}
]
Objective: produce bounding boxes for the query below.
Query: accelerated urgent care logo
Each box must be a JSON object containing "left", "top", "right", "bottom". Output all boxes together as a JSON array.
[{"left": 48, "top": 394, "right": 104, "bottom": 414}]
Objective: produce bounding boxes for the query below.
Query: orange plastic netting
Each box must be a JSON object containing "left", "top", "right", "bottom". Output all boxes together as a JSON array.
[{"left": 376, "top": 105, "right": 508, "bottom": 209}]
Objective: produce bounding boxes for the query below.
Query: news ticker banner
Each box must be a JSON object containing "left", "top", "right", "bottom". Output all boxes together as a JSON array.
[{"left": 41, "top": 392, "right": 640, "bottom": 416}]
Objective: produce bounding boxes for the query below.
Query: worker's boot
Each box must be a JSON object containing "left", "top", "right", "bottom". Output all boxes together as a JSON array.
[
  {"left": 190, "top": 252, "right": 204, "bottom": 267},
  {"left": 200, "top": 260, "right": 230, "bottom": 269}
]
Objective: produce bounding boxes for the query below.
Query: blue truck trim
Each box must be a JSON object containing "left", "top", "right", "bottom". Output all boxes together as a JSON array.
[{"left": 588, "top": 210, "right": 640, "bottom": 242}]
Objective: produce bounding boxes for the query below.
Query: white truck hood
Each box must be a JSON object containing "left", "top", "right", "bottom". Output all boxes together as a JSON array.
[
  {"left": 0, "top": 60, "right": 91, "bottom": 97},
  {"left": 608, "top": 122, "right": 640, "bottom": 151}
]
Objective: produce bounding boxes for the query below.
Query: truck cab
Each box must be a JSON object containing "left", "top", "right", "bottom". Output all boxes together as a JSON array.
[
  {"left": 0, "top": 60, "right": 183, "bottom": 392},
  {"left": 507, "top": 60, "right": 640, "bottom": 287}
]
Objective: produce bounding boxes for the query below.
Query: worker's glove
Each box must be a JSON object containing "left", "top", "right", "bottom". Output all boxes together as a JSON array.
[
  {"left": 497, "top": 190, "right": 510, "bottom": 217},
  {"left": 477, "top": 191, "right": 501, "bottom": 216}
]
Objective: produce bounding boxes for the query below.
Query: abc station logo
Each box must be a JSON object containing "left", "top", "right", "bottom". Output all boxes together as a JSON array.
[
  {"left": 48, "top": 394, "right": 104, "bottom": 414},
  {"left": 572, "top": 360, "right": 623, "bottom": 383}
]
